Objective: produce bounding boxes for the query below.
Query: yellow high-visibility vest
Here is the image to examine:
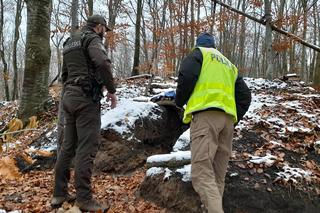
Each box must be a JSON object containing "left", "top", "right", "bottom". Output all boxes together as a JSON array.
[{"left": 183, "top": 47, "right": 238, "bottom": 124}]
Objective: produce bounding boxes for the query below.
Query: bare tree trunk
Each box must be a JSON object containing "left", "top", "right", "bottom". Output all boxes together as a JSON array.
[
  {"left": 50, "top": 0, "right": 68, "bottom": 86},
  {"left": 190, "top": 0, "right": 195, "bottom": 48},
  {"left": 88, "top": 0, "right": 93, "bottom": 16},
  {"left": 310, "top": 3, "right": 319, "bottom": 81},
  {"left": 106, "top": 0, "right": 122, "bottom": 57},
  {"left": 141, "top": 15, "right": 149, "bottom": 72},
  {"left": 18, "top": 0, "right": 52, "bottom": 122},
  {"left": 209, "top": 0, "right": 216, "bottom": 34},
  {"left": 196, "top": 0, "right": 200, "bottom": 37},
  {"left": 71, "top": 0, "right": 79, "bottom": 33},
  {"left": 169, "top": 2, "right": 177, "bottom": 75},
  {"left": 12, "top": 0, "right": 23, "bottom": 101},
  {"left": 0, "top": 0, "right": 10, "bottom": 101},
  {"left": 313, "top": 52, "right": 320, "bottom": 86},
  {"left": 277, "top": 0, "right": 286, "bottom": 77},
  {"left": 264, "top": 0, "right": 273, "bottom": 80},
  {"left": 131, "top": 0, "right": 143, "bottom": 76},
  {"left": 237, "top": 0, "right": 246, "bottom": 70},
  {"left": 288, "top": 2, "right": 299, "bottom": 74},
  {"left": 182, "top": 0, "right": 189, "bottom": 58},
  {"left": 301, "top": 0, "right": 308, "bottom": 81},
  {"left": 313, "top": 3, "right": 320, "bottom": 86}
]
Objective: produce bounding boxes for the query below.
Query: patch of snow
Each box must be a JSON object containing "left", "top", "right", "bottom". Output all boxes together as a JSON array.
[
  {"left": 176, "top": 164, "right": 191, "bottom": 182},
  {"left": 278, "top": 82, "right": 288, "bottom": 89},
  {"left": 132, "top": 96, "right": 150, "bottom": 102},
  {"left": 294, "top": 93, "right": 320, "bottom": 98},
  {"left": 154, "top": 76, "right": 164, "bottom": 81},
  {"left": 152, "top": 88, "right": 176, "bottom": 95},
  {"left": 0, "top": 210, "right": 22, "bottom": 213},
  {"left": 2, "top": 140, "right": 22, "bottom": 152},
  {"left": 29, "top": 126, "right": 58, "bottom": 152},
  {"left": 146, "top": 167, "right": 173, "bottom": 180},
  {"left": 269, "top": 140, "right": 283, "bottom": 146},
  {"left": 286, "top": 73, "right": 297, "bottom": 77},
  {"left": 315, "top": 141, "right": 320, "bottom": 146},
  {"left": 230, "top": 172, "right": 239, "bottom": 177},
  {"left": 281, "top": 101, "right": 301, "bottom": 109},
  {"left": 244, "top": 78, "right": 287, "bottom": 90},
  {"left": 101, "top": 99, "right": 161, "bottom": 134},
  {"left": 250, "top": 154, "right": 277, "bottom": 166},
  {"left": 146, "top": 167, "right": 164, "bottom": 177},
  {"left": 102, "top": 85, "right": 145, "bottom": 102},
  {"left": 286, "top": 126, "right": 312, "bottom": 133},
  {"left": 276, "top": 164, "right": 312, "bottom": 183},
  {"left": 266, "top": 117, "right": 286, "bottom": 126},
  {"left": 46, "top": 131, "right": 52, "bottom": 138},
  {"left": 173, "top": 129, "right": 190, "bottom": 152},
  {"left": 236, "top": 93, "right": 278, "bottom": 131},
  {"left": 163, "top": 168, "right": 173, "bottom": 180},
  {"left": 151, "top": 82, "right": 177, "bottom": 88},
  {"left": 298, "top": 112, "right": 318, "bottom": 119},
  {"left": 147, "top": 151, "right": 191, "bottom": 163},
  {"left": 0, "top": 101, "right": 10, "bottom": 106}
]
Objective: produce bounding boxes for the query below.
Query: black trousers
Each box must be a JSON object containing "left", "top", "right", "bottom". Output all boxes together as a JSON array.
[{"left": 53, "top": 85, "right": 101, "bottom": 201}]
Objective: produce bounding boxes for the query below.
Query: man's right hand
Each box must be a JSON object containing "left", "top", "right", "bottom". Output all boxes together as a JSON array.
[{"left": 106, "top": 92, "right": 117, "bottom": 109}]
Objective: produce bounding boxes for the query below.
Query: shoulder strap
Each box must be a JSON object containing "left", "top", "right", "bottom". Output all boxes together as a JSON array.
[
  {"left": 63, "top": 37, "right": 71, "bottom": 47},
  {"left": 80, "top": 32, "right": 101, "bottom": 81},
  {"left": 81, "top": 31, "right": 99, "bottom": 51}
]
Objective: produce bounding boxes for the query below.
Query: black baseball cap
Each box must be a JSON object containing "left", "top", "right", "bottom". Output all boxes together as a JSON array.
[{"left": 87, "top": 14, "right": 111, "bottom": 31}]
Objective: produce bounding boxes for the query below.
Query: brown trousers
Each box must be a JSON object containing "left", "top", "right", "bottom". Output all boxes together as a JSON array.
[
  {"left": 190, "top": 110, "right": 234, "bottom": 213},
  {"left": 53, "top": 85, "right": 101, "bottom": 202}
]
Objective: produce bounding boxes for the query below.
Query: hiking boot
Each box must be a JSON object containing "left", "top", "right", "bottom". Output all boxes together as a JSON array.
[
  {"left": 51, "top": 194, "right": 76, "bottom": 208},
  {"left": 75, "top": 198, "right": 109, "bottom": 212}
]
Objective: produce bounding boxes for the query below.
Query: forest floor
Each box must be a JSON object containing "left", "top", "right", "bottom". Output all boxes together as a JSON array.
[
  {"left": 0, "top": 85, "right": 165, "bottom": 212},
  {"left": 1, "top": 77, "right": 320, "bottom": 212},
  {"left": 1, "top": 168, "right": 164, "bottom": 212}
]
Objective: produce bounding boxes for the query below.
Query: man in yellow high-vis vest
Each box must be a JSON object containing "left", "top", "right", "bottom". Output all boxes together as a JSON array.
[{"left": 176, "top": 32, "right": 251, "bottom": 213}]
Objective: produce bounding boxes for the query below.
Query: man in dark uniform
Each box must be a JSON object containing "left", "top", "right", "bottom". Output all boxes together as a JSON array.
[{"left": 51, "top": 14, "right": 117, "bottom": 212}]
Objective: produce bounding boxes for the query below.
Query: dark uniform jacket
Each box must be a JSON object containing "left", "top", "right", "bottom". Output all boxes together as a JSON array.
[
  {"left": 176, "top": 48, "right": 251, "bottom": 122},
  {"left": 62, "top": 27, "right": 116, "bottom": 95}
]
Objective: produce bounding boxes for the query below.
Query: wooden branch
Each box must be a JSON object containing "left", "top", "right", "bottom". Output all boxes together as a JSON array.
[
  {"left": 146, "top": 159, "right": 191, "bottom": 168},
  {"left": 0, "top": 128, "right": 40, "bottom": 136},
  {"left": 151, "top": 83, "right": 177, "bottom": 89},
  {"left": 126, "top": 74, "right": 153, "bottom": 81},
  {"left": 213, "top": 0, "right": 320, "bottom": 52},
  {"left": 49, "top": 73, "right": 60, "bottom": 86}
]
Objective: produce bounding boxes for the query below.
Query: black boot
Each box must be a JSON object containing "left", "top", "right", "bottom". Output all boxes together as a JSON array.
[{"left": 75, "top": 198, "right": 109, "bottom": 212}]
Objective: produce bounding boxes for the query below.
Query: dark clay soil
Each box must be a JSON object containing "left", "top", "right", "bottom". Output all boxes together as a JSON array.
[{"left": 139, "top": 130, "right": 320, "bottom": 213}]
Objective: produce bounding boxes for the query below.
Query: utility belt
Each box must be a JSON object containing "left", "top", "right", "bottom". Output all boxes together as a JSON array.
[{"left": 65, "top": 76, "right": 103, "bottom": 102}]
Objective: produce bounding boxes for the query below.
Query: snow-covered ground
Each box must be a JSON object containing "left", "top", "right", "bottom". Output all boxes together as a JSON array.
[
  {"left": 1, "top": 77, "right": 320, "bottom": 212},
  {"left": 146, "top": 78, "right": 320, "bottom": 183},
  {"left": 2, "top": 77, "right": 319, "bottom": 187}
]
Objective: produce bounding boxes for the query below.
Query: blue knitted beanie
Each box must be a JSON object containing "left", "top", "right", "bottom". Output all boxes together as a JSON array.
[{"left": 196, "top": 32, "right": 216, "bottom": 48}]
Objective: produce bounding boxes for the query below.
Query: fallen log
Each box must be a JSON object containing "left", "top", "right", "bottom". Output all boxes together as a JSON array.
[
  {"left": 146, "top": 151, "right": 191, "bottom": 168},
  {"left": 126, "top": 74, "right": 153, "bottom": 81},
  {"left": 151, "top": 82, "right": 177, "bottom": 89}
]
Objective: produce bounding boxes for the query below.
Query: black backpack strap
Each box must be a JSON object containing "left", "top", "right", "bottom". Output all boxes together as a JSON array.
[{"left": 80, "top": 32, "right": 103, "bottom": 102}]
